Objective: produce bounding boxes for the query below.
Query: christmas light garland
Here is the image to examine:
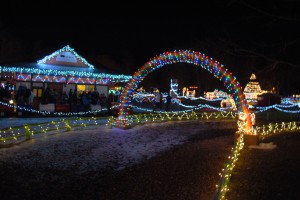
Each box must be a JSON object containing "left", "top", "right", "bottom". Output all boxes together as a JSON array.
[
  {"left": 214, "top": 134, "right": 244, "bottom": 200},
  {"left": 108, "top": 111, "right": 237, "bottom": 127},
  {"left": 252, "top": 104, "right": 300, "bottom": 113},
  {"left": 0, "top": 117, "right": 107, "bottom": 144},
  {"left": 0, "top": 66, "right": 132, "bottom": 82},
  {"left": 0, "top": 100, "right": 117, "bottom": 116}
]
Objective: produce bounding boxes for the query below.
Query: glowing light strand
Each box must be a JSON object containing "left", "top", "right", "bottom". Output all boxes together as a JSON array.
[
  {"left": 0, "top": 66, "right": 132, "bottom": 82},
  {"left": 0, "top": 117, "right": 105, "bottom": 144},
  {"left": 214, "top": 134, "right": 244, "bottom": 200}
]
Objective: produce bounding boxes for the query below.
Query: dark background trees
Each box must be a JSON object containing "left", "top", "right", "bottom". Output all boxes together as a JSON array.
[{"left": 1, "top": 1, "right": 300, "bottom": 95}]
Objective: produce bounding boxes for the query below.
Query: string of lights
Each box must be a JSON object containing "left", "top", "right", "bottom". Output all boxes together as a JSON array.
[
  {"left": 215, "top": 119, "right": 300, "bottom": 199},
  {"left": 0, "top": 100, "right": 114, "bottom": 116},
  {"left": 252, "top": 104, "right": 300, "bottom": 113},
  {"left": 0, "top": 66, "right": 132, "bottom": 81},
  {"left": 0, "top": 117, "right": 106, "bottom": 144},
  {"left": 255, "top": 121, "right": 299, "bottom": 138},
  {"left": 108, "top": 111, "right": 238, "bottom": 127},
  {"left": 214, "top": 134, "right": 244, "bottom": 200}
]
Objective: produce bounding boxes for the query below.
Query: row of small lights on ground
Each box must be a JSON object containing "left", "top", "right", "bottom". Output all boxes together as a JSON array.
[
  {"left": 0, "top": 117, "right": 103, "bottom": 143},
  {"left": 1, "top": 111, "right": 238, "bottom": 143}
]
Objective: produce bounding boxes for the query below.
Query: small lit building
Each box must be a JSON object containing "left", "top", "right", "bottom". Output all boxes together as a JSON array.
[
  {"left": 182, "top": 86, "right": 196, "bottom": 98},
  {"left": 220, "top": 97, "right": 237, "bottom": 110},
  {"left": 205, "top": 89, "right": 229, "bottom": 99},
  {"left": 0, "top": 45, "right": 132, "bottom": 113},
  {"left": 243, "top": 73, "right": 269, "bottom": 105}
]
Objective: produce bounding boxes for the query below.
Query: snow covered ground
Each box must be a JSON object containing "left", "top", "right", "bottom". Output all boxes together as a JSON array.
[
  {"left": 0, "top": 119, "right": 236, "bottom": 175},
  {"left": 0, "top": 117, "right": 66, "bottom": 129}
]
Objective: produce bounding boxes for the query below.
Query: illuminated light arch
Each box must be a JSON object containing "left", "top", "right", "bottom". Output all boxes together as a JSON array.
[{"left": 116, "top": 50, "right": 252, "bottom": 133}]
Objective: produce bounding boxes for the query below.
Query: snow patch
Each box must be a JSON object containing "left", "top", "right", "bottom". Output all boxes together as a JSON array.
[{"left": 249, "top": 142, "right": 277, "bottom": 150}]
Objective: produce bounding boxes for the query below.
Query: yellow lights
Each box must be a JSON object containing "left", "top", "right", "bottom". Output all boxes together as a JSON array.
[
  {"left": 182, "top": 87, "right": 196, "bottom": 97},
  {"left": 214, "top": 134, "right": 244, "bottom": 199},
  {"left": 250, "top": 73, "right": 256, "bottom": 80},
  {"left": 250, "top": 113, "right": 256, "bottom": 126},
  {"left": 244, "top": 73, "right": 270, "bottom": 104},
  {"left": 215, "top": 120, "right": 299, "bottom": 199},
  {"left": 237, "top": 112, "right": 256, "bottom": 135},
  {"left": 0, "top": 117, "right": 103, "bottom": 144},
  {"left": 255, "top": 121, "right": 299, "bottom": 139},
  {"left": 9, "top": 99, "right": 14, "bottom": 104}
]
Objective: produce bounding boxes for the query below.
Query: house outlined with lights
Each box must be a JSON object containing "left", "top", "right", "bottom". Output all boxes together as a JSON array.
[{"left": 0, "top": 45, "right": 132, "bottom": 114}]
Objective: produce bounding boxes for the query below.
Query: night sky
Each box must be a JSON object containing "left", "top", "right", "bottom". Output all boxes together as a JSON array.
[{"left": 1, "top": 1, "right": 300, "bottom": 95}]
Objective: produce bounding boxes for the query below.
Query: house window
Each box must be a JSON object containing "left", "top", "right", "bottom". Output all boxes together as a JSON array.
[{"left": 33, "top": 88, "right": 43, "bottom": 98}]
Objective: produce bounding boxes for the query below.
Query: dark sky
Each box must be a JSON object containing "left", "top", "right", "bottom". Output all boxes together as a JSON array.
[{"left": 1, "top": 1, "right": 300, "bottom": 94}]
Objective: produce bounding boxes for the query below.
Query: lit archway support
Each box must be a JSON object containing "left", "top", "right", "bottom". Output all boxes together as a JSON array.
[{"left": 115, "top": 50, "right": 253, "bottom": 134}]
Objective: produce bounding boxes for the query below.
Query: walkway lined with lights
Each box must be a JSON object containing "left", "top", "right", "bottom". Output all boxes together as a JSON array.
[{"left": 1, "top": 111, "right": 238, "bottom": 145}]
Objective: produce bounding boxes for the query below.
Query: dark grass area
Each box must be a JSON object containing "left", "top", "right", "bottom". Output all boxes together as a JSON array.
[
  {"left": 226, "top": 131, "right": 300, "bottom": 200},
  {"left": 255, "top": 109, "right": 300, "bottom": 125}
]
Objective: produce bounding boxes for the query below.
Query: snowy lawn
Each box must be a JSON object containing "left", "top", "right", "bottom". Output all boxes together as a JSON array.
[{"left": 0, "top": 120, "right": 236, "bottom": 174}]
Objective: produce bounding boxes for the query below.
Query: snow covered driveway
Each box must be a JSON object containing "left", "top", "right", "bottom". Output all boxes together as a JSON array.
[{"left": 0, "top": 120, "right": 236, "bottom": 174}]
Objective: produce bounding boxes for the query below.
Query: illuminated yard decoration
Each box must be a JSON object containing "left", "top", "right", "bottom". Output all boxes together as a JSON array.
[{"left": 116, "top": 50, "right": 253, "bottom": 133}]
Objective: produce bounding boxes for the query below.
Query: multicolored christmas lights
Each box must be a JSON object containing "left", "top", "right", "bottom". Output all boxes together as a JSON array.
[{"left": 116, "top": 50, "right": 253, "bottom": 132}]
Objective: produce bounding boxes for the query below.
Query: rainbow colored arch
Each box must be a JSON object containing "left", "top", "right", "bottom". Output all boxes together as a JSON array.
[{"left": 116, "top": 50, "right": 252, "bottom": 132}]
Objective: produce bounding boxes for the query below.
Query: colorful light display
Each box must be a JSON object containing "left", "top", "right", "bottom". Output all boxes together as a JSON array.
[{"left": 116, "top": 50, "right": 252, "bottom": 132}]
